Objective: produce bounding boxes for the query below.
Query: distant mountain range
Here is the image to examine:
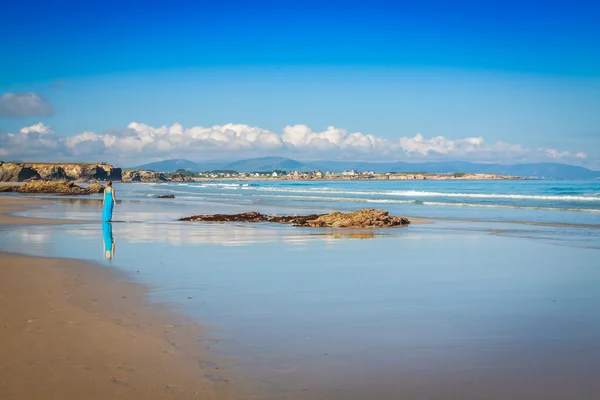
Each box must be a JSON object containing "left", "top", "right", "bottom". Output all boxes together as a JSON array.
[{"left": 135, "top": 157, "right": 600, "bottom": 179}]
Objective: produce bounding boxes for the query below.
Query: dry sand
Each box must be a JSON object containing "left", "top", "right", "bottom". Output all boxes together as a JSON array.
[{"left": 0, "top": 197, "right": 248, "bottom": 400}]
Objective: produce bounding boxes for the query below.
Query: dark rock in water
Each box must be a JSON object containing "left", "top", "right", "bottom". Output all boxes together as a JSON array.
[
  {"left": 180, "top": 211, "right": 322, "bottom": 225},
  {"left": 16, "top": 180, "right": 94, "bottom": 195},
  {"left": 155, "top": 194, "right": 175, "bottom": 198},
  {"left": 180, "top": 209, "right": 410, "bottom": 228},
  {"left": 0, "top": 185, "right": 18, "bottom": 193},
  {"left": 86, "top": 183, "right": 105, "bottom": 194}
]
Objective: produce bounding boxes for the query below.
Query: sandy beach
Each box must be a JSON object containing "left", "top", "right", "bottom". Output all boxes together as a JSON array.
[
  {"left": 0, "top": 197, "right": 245, "bottom": 400},
  {"left": 0, "top": 197, "right": 84, "bottom": 227}
]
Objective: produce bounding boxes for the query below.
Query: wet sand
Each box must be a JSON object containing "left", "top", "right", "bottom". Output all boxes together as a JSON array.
[
  {"left": 2, "top": 195, "right": 600, "bottom": 400},
  {"left": 0, "top": 197, "right": 85, "bottom": 226},
  {"left": 0, "top": 197, "right": 246, "bottom": 400}
]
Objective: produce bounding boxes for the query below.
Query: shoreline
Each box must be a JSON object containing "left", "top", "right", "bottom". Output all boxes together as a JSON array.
[
  {"left": 6, "top": 193, "right": 599, "bottom": 230},
  {"left": 0, "top": 199, "right": 248, "bottom": 399}
]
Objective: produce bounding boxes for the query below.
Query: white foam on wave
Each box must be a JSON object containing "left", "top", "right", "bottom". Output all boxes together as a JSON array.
[
  {"left": 150, "top": 190, "right": 417, "bottom": 204},
  {"left": 423, "top": 202, "right": 600, "bottom": 213},
  {"left": 197, "top": 183, "right": 243, "bottom": 190},
  {"left": 135, "top": 186, "right": 600, "bottom": 213},
  {"left": 248, "top": 193, "right": 416, "bottom": 204},
  {"left": 250, "top": 186, "right": 599, "bottom": 201},
  {"left": 389, "top": 190, "right": 599, "bottom": 201}
]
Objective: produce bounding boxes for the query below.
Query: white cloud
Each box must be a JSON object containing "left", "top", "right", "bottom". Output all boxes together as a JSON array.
[
  {"left": 0, "top": 92, "right": 55, "bottom": 117},
  {"left": 20, "top": 122, "right": 54, "bottom": 135},
  {"left": 0, "top": 121, "right": 593, "bottom": 167},
  {"left": 541, "top": 148, "right": 571, "bottom": 159},
  {"left": 0, "top": 122, "right": 61, "bottom": 159}
]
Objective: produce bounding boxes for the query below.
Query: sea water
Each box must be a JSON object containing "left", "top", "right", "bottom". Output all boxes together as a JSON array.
[{"left": 112, "top": 179, "right": 600, "bottom": 226}]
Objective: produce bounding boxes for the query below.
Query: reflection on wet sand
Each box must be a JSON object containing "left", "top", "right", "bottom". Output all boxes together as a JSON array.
[
  {"left": 55, "top": 197, "right": 104, "bottom": 205},
  {"left": 97, "top": 223, "right": 387, "bottom": 246},
  {"left": 102, "top": 222, "right": 115, "bottom": 260},
  {"left": 5, "top": 223, "right": 394, "bottom": 254},
  {"left": 30, "top": 220, "right": 388, "bottom": 247},
  {"left": 313, "top": 230, "right": 377, "bottom": 240}
]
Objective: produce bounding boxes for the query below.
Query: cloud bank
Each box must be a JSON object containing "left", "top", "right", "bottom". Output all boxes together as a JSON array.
[
  {"left": 0, "top": 92, "right": 55, "bottom": 117},
  {"left": 0, "top": 121, "right": 592, "bottom": 167}
]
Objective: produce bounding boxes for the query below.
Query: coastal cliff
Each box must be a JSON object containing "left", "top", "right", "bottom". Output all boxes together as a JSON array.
[
  {"left": 0, "top": 162, "right": 121, "bottom": 182},
  {"left": 0, "top": 161, "right": 523, "bottom": 183},
  {"left": 121, "top": 170, "right": 168, "bottom": 182}
]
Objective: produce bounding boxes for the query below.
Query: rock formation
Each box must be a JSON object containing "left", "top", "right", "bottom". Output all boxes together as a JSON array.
[
  {"left": 11, "top": 181, "right": 97, "bottom": 195},
  {"left": 0, "top": 162, "right": 121, "bottom": 182},
  {"left": 169, "top": 173, "right": 194, "bottom": 182},
  {"left": 180, "top": 209, "right": 410, "bottom": 228},
  {"left": 122, "top": 170, "right": 169, "bottom": 183},
  {"left": 304, "top": 209, "right": 409, "bottom": 228},
  {"left": 0, "top": 162, "right": 39, "bottom": 182},
  {"left": 86, "top": 183, "right": 105, "bottom": 194},
  {"left": 0, "top": 185, "right": 17, "bottom": 193},
  {"left": 155, "top": 194, "right": 175, "bottom": 198}
]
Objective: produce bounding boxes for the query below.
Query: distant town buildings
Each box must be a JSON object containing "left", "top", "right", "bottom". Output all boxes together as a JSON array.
[{"left": 168, "top": 169, "right": 520, "bottom": 181}]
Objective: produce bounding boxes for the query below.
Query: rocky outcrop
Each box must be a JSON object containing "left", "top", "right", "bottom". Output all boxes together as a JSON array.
[
  {"left": 14, "top": 181, "right": 96, "bottom": 195},
  {"left": 0, "top": 184, "right": 18, "bottom": 193},
  {"left": 304, "top": 209, "right": 409, "bottom": 228},
  {"left": 86, "top": 183, "right": 105, "bottom": 194},
  {"left": 0, "top": 162, "right": 121, "bottom": 182},
  {"left": 180, "top": 209, "right": 410, "bottom": 228},
  {"left": 155, "top": 194, "right": 175, "bottom": 198},
  {"left": 37, "top": 163, "right": 121, "bottom": 181},
  {"left": 180, "top": 211, "right": 322, "bottom": 225},
  {"left": 122, "top": 170, "right": 169, "bottom": 183},
  {"left": 169, "top": 173, "right": 194, "bottom": 182}
]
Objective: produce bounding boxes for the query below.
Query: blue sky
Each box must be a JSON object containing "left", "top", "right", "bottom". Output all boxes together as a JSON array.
[{"left": 1, "top": 0, "right": 599, "bottom": 167}]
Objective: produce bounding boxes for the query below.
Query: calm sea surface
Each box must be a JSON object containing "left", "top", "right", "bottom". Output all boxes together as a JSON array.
[{"left": 2, "top": 179, "right": 599, "bottom": 399}]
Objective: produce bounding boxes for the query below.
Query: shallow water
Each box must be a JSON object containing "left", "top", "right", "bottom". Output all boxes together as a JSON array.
[
  {"left": 105, "top": 180, "right": 600, "bottom": 226},
  {"left": 2, "top": 195, "right": 600, "bottom": 399}
]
